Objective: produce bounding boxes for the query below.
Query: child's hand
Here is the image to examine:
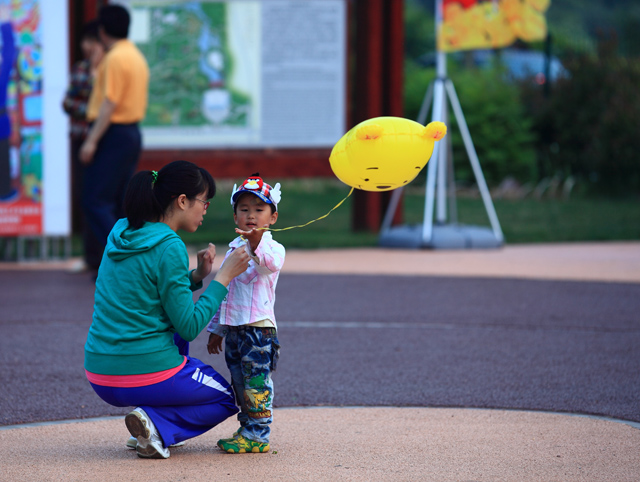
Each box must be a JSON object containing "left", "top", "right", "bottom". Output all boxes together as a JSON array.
[
  {"left": 192, "top": 243, "right": 216, "bottom": 284},
  {"left": 235, "top": 225, "right": 268, "bottom": 252},
  {"left": 207, "top": 333, "right": 224, "bottom": 354}
]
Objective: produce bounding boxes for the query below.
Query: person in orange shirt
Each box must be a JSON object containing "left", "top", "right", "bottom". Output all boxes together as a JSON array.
[{"left": 80, "top": 5, "right": 149, "bottom": 271}]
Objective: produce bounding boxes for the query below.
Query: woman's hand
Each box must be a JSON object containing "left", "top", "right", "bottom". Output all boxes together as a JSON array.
[
  {"left": 213, "top": 246, "right": 250, "bottom": 286},
  {"left": 192, "top": 243, "right": 216, "bottom": 285},
  {"left": 207, "top": 333, "right": 224, "bottom": 355}
]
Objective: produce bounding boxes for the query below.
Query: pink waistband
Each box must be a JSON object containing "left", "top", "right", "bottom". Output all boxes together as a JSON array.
[{"left": 85, "top": 356, "right": 187, "bottom": 388}]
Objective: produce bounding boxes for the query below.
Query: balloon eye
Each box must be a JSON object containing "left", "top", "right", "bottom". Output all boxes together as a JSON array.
[
  {"left": 415, "top": 166, "right": 421, "bottom": 169},
  {"left": 364, "top": 178, "right": 370, "bottom": 182},
  {"left": 366, "top": 167, "right": 378, "bottom": 170}
]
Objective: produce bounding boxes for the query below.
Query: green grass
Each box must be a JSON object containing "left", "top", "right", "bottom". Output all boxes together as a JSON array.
[
  {"left": 69, "top": 180, "right": 640, "bottom": 254},
  {"left": 402, "top": 191, "right": 640, "bottom": 244},
  {"left": 179, "top": 179, "right": 379, "bottom": 249}
]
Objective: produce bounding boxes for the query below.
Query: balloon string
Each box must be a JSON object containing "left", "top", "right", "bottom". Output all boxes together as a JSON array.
[{"left": 264, "top": 187, "right": 354, "bottom": 232}]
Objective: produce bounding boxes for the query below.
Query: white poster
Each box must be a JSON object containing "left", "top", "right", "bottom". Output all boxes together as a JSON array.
[
  {"left": 121, "top": 0, "right": 346, "bottom": 149},
  {"left": 0, "top": 0, "right": 70, "bottom": 236}
]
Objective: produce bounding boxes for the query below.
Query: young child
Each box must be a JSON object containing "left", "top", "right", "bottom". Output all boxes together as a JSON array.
[{"left": 207, "top": 174, "right": 285, "bottom": 454}]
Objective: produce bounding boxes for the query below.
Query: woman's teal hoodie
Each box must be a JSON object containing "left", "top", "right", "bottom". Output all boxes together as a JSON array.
[{"left": 84, "top": 219, "right": 227, "bottom": 376}]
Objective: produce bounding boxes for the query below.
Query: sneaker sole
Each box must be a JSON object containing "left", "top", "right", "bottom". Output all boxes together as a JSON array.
[
  {"left": 125, "top": 410, "right": 170, "bottom": 459},
  {"left": 136, "top": 443, "right": 168, "bottom": 459},
  {"left": 218, "top": 444, "right": 270, "bottom": 454},
  {"left": 124, "top": 411, "right": 151, "bottom": 442},
  {"left": 127, "top": 437, "right": 185, "bottom": 450}
]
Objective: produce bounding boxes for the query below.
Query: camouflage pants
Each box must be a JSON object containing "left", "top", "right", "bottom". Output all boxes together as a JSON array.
[{"left": 225, "top": 326, "right": 280, "bottom": 444}]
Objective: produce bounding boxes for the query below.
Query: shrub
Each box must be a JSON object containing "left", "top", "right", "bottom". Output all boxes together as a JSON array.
[
  {"left": 404, "top": 59, "right": 538, "bottom": 186},
  {"left": 523, "top": 33, "right": 640, "bottom": 196}
]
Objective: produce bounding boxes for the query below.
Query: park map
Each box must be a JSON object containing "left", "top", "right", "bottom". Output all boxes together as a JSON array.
[{"left": 133, "top": 2, "right": 252, "bottom": 130}]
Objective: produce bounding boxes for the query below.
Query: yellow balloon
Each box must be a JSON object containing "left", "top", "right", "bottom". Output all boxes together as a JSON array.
[{"left": 329, "top": 117, "right": 447, "bottom": 191}]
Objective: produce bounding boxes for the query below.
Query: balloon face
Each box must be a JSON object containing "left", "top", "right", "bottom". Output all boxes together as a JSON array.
[{"left": 329, "top": 117, "right": 447, "bottom": 191}]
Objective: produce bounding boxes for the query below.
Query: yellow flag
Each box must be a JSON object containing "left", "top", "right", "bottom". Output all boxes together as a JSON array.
[{"left": 437, "top": 0, "right": 551, "bottom": 53}]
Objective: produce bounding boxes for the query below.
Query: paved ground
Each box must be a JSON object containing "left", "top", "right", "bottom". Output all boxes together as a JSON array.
[{"left": 1, "top": 242, "right": 639, "bottom": 481}]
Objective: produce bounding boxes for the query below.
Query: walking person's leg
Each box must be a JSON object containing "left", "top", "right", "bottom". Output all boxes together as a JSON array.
[
  {"left": 0, "top": 137, "right": 15, "bottom": 198},
  {"left": 82, "top": 124, "right": 141, "bottom": 254}
]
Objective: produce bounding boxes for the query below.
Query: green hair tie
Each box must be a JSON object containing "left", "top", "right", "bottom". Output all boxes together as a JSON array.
[{"left": 151, "top": 170, "right": 158, "bottom": 185}]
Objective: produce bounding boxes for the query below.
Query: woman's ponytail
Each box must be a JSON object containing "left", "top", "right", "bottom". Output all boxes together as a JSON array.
[
  {"left": 124, "top": 170, "right": 162, "bottom": 229},
  {"left": 123, "top": 161, "right": 216, "bottom": 230}
]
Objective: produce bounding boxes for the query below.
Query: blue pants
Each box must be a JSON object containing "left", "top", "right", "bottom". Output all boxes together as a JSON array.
[
  {"left": 225, "top": 326, "right": 280, "bottom": 444},
  {"left": 90, "top": 337, "right": 238, "bottom": 447},
  {"left": 83, "top": 123, "right": 141, "bottom": 251}
]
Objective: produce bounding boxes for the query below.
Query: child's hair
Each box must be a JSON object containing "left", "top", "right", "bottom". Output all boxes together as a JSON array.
[
  {"left": 81, "top": 20, "right": 100, "bottom": 42},
  {"left": 124, "top": 160, "right": 216, "bottom": 230}
]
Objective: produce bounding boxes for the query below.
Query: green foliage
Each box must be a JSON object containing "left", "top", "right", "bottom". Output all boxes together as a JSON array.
[
  {"left": 404, "top": 61, "right": 538, "bottom": 186},
  {"left": 403, "top": 60, "right": 436, "bottom": 121},
  {"left": 522, "top": 35, "right": 640, "bottom": 195},
  {"left": 546, "top": 0, "right": 640, "bottom": 58},
  {"left": 447, "top": 64, "right": 537, "bottom": 185},
  {"left": 403, "top": 0, "right": 640, "bottom": 195},
  {"left": 404, "top": 0, "right": 435, "bottom": 61}
]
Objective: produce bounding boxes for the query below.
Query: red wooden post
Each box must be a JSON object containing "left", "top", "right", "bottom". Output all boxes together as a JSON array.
[
  {"left": 351, "top": 0, "right": 384, "bottom": 232},
  {"left": 383, "top": 0, "right": 405, "bottom": 226},
  {"left": 351, "top": 0, "right": 404, "bottom": 232}
]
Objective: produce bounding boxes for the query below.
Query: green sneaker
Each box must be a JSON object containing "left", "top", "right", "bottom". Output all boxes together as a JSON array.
[
  {"left": 217, "top": 435, "right": 269, "bottom": 454},
  {"left": 216, "top": 428, "right": 243, "bottom": 446}
]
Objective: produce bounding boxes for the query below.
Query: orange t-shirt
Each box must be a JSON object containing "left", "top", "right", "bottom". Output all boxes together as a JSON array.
[{"left": 87, "top": 39, "right": 149, "bottom": 123}]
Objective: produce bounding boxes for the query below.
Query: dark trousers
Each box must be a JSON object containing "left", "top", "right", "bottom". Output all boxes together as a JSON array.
[
  {"left": 83, "top": 123, "right": 141, "bottom": 259},
  {"left": 71, "top": 138, "right": 101, "bottom": 270},
  {"left": 0, "top": 136, "right": 11, "bottom": 198}
]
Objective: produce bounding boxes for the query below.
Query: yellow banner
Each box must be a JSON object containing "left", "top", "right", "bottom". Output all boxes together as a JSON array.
[{"left": 438, "top": 0, "right": 551, "bottom": 53}]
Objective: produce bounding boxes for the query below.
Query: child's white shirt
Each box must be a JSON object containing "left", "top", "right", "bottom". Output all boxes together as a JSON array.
[{"left": 207, "top": 232, "right": 285, "bottom": 336}]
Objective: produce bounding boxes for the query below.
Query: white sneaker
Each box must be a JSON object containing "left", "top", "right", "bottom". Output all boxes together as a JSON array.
[
  {"left": 126, "top": 436, "right": 185, "bottom": 450},
  {"left": 67, "top": 259, "right": 88, "bottom": 273},
  {"left": 124, "top": 408, "right": 170, "bottom": 459}
]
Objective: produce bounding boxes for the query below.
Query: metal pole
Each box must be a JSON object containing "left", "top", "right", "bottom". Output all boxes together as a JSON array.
[
  {"left": 447, "top": 129, "right": 458, "bottom": 224},
  {"left": 380, "top": 78, "right": 435, "bottom": 234},
  {"left": 422, "top": 0, "right": 447, "bottom": 244},
  {"left": 436, "top": 90, "right": 448, "bottom": 224},
  {"left": 416, "top": 81, "right": 434, "bottom": 125},
  {"left": 421, "top": 74, "right": 444, "bottom": 243}
]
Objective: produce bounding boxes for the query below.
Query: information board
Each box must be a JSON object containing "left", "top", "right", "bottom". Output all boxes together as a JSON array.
[{"left": 119, "top": 0, "right": 347, "bottom": 149}]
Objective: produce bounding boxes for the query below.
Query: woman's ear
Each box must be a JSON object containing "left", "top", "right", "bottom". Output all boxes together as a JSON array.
[{"left": 176, "top": 194, "right": 188, "bottom": 211}]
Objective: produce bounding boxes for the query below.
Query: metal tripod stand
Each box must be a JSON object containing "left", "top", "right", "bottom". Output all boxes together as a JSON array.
[{"left": 378, "top": 48, "right": 504, "bottom": 249}]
